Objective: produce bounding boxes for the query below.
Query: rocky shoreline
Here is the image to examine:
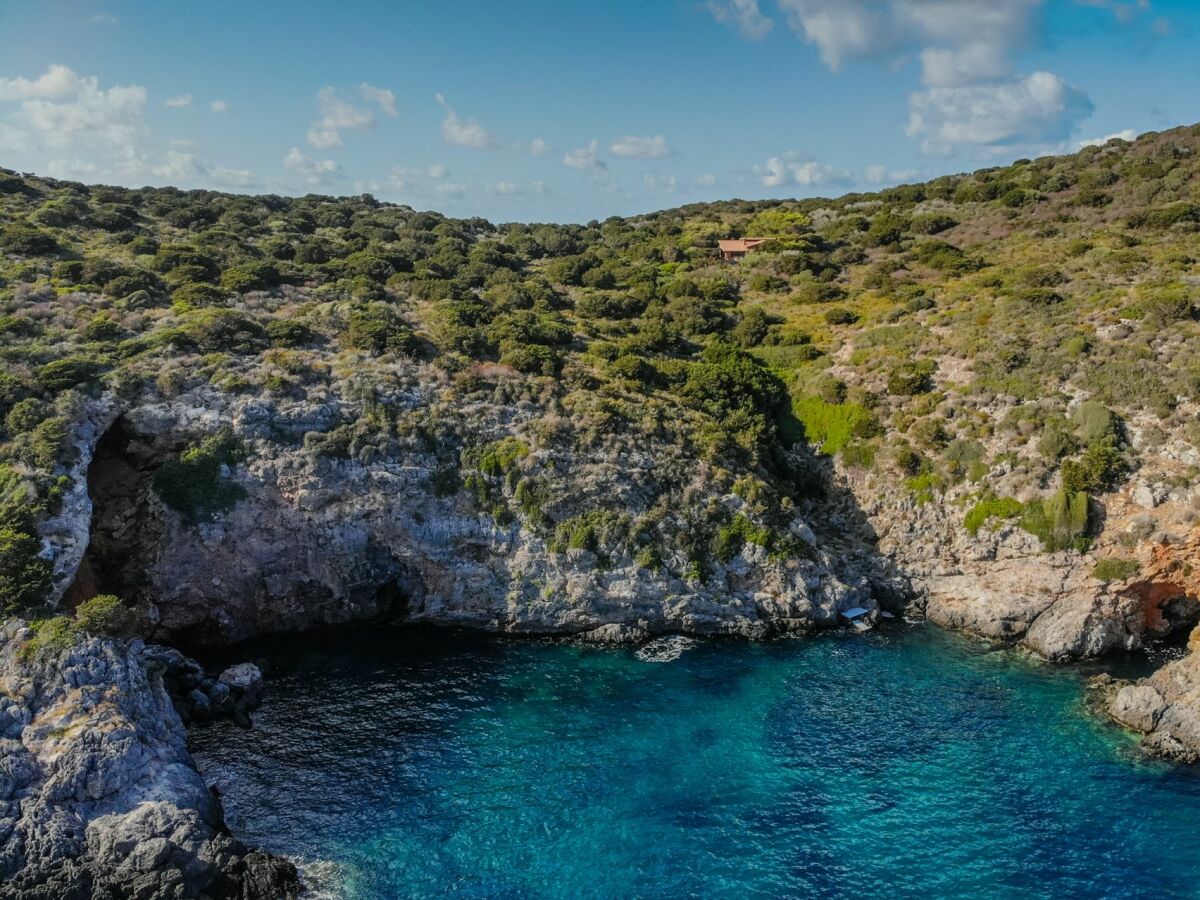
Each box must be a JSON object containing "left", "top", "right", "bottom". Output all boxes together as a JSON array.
[{"left": 0, "top": 621, "right": 297, "bottom": 900}]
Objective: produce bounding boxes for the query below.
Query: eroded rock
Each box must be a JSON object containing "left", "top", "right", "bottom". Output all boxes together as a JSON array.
[{"left": 0, "top": 620, "right": 298, "bottom": 899}]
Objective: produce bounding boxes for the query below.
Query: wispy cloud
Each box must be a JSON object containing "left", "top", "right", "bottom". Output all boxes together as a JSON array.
[
  {"left": 609, "top": 134, "right": 672, "bottom": 159},
  {"left": 210, "top": 99, "right": 228, "bottom": 113},
  {"left": 164, "top": 94, "right": 192, "bottom": 108},
  {"left": 283, "top": 146, "right": 339, "bottom": 184},
  {"left": 1080, "top": 128, "right": 1137, "bottom": 147},
  {"left": 707, "top": 0, "right": 774, "bottom": 40},
  {"left": 306, "top": 84, "right": 396, "bottom": 149},
  {"left": 563, "top": 139, "right": 605, "bottom": 170},
  {"left": 436, "top": 92, "right": 500, "bottom": 149},
  {"left": 89, "top": 12, "right": 119, "bottom": 25},
  {"left": 757, "top": 151, "right": 849, "bottom": 187}
]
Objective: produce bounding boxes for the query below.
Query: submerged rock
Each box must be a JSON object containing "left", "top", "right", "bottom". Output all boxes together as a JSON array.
[{"left": 0, "top": 620, "right": 298, "bottom": 899}]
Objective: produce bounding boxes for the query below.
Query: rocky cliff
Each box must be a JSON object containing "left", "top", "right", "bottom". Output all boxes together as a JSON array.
[
  {"left": 53, "top": 382, "right": 900, "bottom": 646},
  {"left": 1106, "top": 533, "right": 1200, "bottom": 761},
  {"left": 0, "top": 619, "right": 296, "bottom": 899}
]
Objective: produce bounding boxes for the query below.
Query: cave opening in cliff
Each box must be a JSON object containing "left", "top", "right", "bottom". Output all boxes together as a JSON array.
[
  {"left": 1142, "top": 588, "right": 1200, "bottom": 652},
  {"left": 61, "top": 416, "right": 166, "bottom": 609}
]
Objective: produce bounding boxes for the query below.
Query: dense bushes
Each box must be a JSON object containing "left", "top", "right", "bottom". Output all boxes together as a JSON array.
[
  {"left": 343, "top": 304, "right": 417, "bottom": 355},
  {"left": 152, "top": 429, "right": 248, "bottom": 525}
]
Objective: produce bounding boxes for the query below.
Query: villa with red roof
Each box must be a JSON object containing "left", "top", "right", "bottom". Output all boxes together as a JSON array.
[{"left": 717, "top": 238, "right": 768, "bottom": 260}]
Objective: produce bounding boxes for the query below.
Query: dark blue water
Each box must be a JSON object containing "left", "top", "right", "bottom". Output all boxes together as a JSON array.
[{"left": 189, "top": 625, "right": 1200, "bottom": 899}]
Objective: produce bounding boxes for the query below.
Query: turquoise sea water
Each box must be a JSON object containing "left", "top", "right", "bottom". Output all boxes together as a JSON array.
[{"left": 189, "top": 625, "right": 1200, "bottom": 899}]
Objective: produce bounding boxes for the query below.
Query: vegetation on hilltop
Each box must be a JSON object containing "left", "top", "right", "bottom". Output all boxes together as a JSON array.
[{"left": 2, "top": 124, "right": 1200, "bottom": 612}]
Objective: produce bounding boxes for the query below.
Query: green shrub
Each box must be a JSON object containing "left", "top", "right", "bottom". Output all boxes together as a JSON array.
[
  {"left": 18, "top": 617, "right": 77, "bottom": 662},
  {"left": 787, "top": 396, "right": 878, "bottom": 455},
  {"left": 0, "top": 223, "right": 59, "bottom": 255},
  {"left": 712, "top": 514, "right": 771, "bottom": 562},
  {"left": 1019, "top": 489, "right": 1091, "bottom": 552},
  {"left": 173, "top": 309, "right": 268, "bottom": 354},
  {"left": 464, "top": 437, "right": 529, "bottom": 477},
  {"left": 887, "top": 360, "right": 936, "bottom": 396},
  {"left": 1071, "top": 400, "right": 1118, "bottom": 444},
  {"left": 1093, "top": 557, "right": 1140, "bottom": 582},
  {"left": 172, "top": 283, "right": 227, "bottom": 309},
  {"left": 905, "top": 472, "right": 941, "bottom": 504},
  {"left": 220, "top": 261, "right": 281, "bottom": 293},
  {"left": 74, "top": 593, "right": 135, "bottom": 637},
  {"left": 344, "top": 303, "right": 416, "bottom": 355},
  {"left": 548, "top": 510, "right": 628, "bottom": 555},
  {"left": 963, "top": 494, "right": 1023, "bottom": 536},
  {"left": 731, "top": 307, "right": 774, "bottom": 347},
  {"left": 824, "top": 307, "right": 858, "bottom": 325},
  {"left": 0, "top": 523, "right": 53, "bottom": 615},
  {"left": 499, "top": 343, "right": 562, "bottom": 375},
  {"left": 267, "top": 319, "right": 315, "bottom": 347},
  {"left": 152, "top": 429, "right": 248, "bottom": 524},
  {"left": 37, "top": 356, "right": 105, "bottom": 393},
  {"left": 1061, "top": 438, "right": 1126, "bottom": 494}
]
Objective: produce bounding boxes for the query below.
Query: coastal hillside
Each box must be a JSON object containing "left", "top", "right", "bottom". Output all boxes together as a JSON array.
[
  {"left": 5, "top": 123, "right": 1200, "bottom": 897},
  {"left": 2, "top": 125, "right": 1200, "bottom": 629}
]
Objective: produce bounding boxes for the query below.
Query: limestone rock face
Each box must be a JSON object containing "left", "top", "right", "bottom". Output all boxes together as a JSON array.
[
  {"left": 0, "top": 620, "right": 298, "bottom": 899},
  {"left": 55, "top": 391, "right": 904, "bottom": 648},
  {"left": 843, "top": 470, "right": 1148, "bottom": 659}
]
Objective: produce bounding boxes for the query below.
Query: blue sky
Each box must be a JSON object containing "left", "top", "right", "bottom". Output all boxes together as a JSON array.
[{"left": 0, "top": 1, "right": 1195, "bottom": 222}]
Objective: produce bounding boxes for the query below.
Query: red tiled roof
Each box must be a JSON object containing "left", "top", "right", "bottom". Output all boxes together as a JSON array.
[{"left": 717, "top": 238, "right": 768, "bottom": 252}]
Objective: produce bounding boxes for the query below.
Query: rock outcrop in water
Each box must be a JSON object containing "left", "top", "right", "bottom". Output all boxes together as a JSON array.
[{"left": 0, "top": 620, "right": 298, "bottom": 899}]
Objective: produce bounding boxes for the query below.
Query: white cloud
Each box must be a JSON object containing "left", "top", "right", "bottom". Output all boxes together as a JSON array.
[
  {"left": 435, "top": 92, "right": 499, "bottom": 149},
  {"left": 283, "top": 146, "right": 339, "bottom": 184},
  {"left": 389, "top": 163, "right": 450, "bottom": 188},
  {"left": 758, "top": 151, "right": 848, "bottom": 187},
  {"left": 491, "top": 181, "right": 520, "bottom": 194},
  {"left": 864, "top": 164, "right": 920, "bottom": 184},
  {"left": 707, "top": 0, "right": 774, "bottom": 40},
  {"left": 0, "top": 64, "right": 84, "bottom": 101},
  {"left": 0, "top": 64, "right": 255, "bottom": 191},
  {"left": 210, "top": 99, "right": 228, "bottom": 113},
  {"left": 358, "top": 82, "right": 397, "bottom": 117},
  {"left": 609, "top": 134, "right": 671, "bottom": 159},
  {"left": 643, "top": 173, "right": 678, "bottom": 192},
  {"left": 919, "top": 43, "right": 1009, "bottom": 87},
  {"left": 764, "top": 3, "right": 1096, "bottom": 154},
  {"left": 90, "top": 12, "right": 119, "bottom": 25},
  {"left": 306, "top": 85, "right": 386, "bottom": 148},
  {"left": 529, "top": 137, "right": 547, "bottom": 156},
  {"left": 1080, "top": 128, "right": 1137, "bottom": 147},
  {"left": 907, "top": 70, "right": 1093, "bottom": 153},
  {"left": 45, "top": 158, "right": 99, "bottom": 179},
  {"left": 19, "top": 76, "right": 146, "bottom": 152},
  {"left": 436, "top": 182, "right": 467, "bottom": 194},
  {"left": 1076, "top": 0, "right": 1151, "bottom": 24},
  {"left": 776, "top": 0, "right": 1040, "bottom": 77},
  {"left": 152, "top": 150, "right": 255, "bottom": 187},
  {"left": 564, "top": 139, "right": 605, "bottom": 169},
  {"left": 0, "top": 122, "right": 28, "bottom": 152},
  {"left": 164, "top": 94, "right": 192, "bottom": 108},
  {"left": 696, "top": 173, "right": 718, "bottom": 187}
]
